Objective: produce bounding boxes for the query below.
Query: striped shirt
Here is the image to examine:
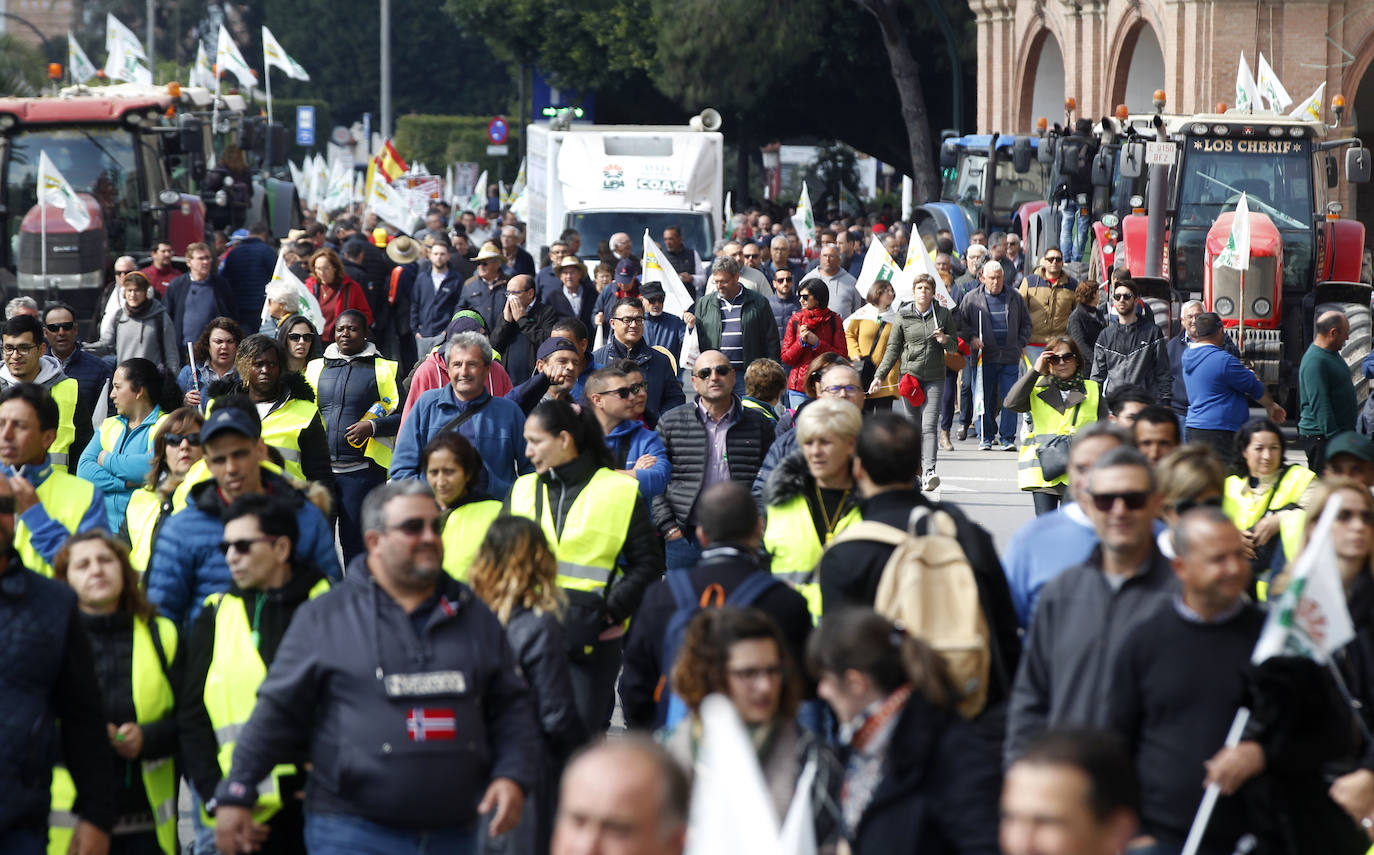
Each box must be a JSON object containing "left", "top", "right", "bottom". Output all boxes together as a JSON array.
[{"left": 718, "top": 291, "right": 746, "bottom": 368}]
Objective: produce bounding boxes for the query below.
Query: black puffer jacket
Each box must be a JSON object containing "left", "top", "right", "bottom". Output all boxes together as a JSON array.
[
  {"left": 652, "top": 397, "right": 776, "bottom": 533},
  {"left": 310, "top": 345, "right": 403, "bottom": 465}
]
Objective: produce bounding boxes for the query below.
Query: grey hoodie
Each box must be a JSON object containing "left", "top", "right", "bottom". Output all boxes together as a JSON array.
[{"left": 86, "top": 300, "right": 179, "bottom": 371}]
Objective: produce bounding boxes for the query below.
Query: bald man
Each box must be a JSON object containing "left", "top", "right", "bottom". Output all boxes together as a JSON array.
[
  {"left": 552, "top": 738, "right": 688, "bottom": 855},
  {"left": 1298, "top": 310, "right": 1356, "bottom": 473}
]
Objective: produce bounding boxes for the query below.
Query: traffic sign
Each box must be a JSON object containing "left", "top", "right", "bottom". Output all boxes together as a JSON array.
[
  {"left": 486, "top": 145, "right": 509, "bottom": 156},
  {"left": 1145, "top": 141, "right": 1176, "bottom": 166},
  {"left": 487, "top": 116, "right": 508, "bottom": 145},
  {"left": 295, "top": 106, "right": 315, "bottom": 146}
]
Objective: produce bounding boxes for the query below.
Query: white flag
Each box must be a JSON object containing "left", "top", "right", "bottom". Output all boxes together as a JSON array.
[
  {"left": 1288, "top": 82, "right": 1327, "bottom": 122},
  {"left": 261, "top": 26, "right": 310, "bottom": 82},
  {"left": 368, "top": 176, "right": 415, "bottom": 231},
  {"left": 324, "top": 157, "right": 354, "bottom": 213},
  {"left": 105, "top": 13, "right": 147, "bottom": 63},
  {"left": 68, "top": 33, "right": 98, "bottom": 83},
  {"left": 104, "top": 38, "right": 151, "bottom": 85},
  {"left": 643, "top": 229, "right": 695, "bottom": 317},
  {"left": 287, "top": 160, "right": 305, "bottom": 198},
  {"left": 189, "top": 41, "right": 216, "bottom": 89},
  {"left": 1213, "top": 194, "right": 1251, "bottom": 272},
  {"left": 1255, "top": 54, "right": 1292, "bottom": 111},
  {"left": 216, "top": 25, "right": 257, "bottom": 90},
  {"left": 791, "top": 182, "right": 815, "bottom": 252},
  {"left": 265, "top": 251, "right": 325, "bottom": 332},
  {"left": 1235, "top": 53, "right": 1260, "bottom": 113},
  {"left": 38, "top": 151, "right": 91, "bottom": 232},
  {"left": 311, "top": 155, "right": 330, "bottom": 210},
  {"left": 903, "top": 235, "right": 955, "bottom": 310},
  {"left": 1251, "top": 496, "right": 1356, "bottom": 664},
  {"left": 853, "top": 235, "right": 903, "bottom": 310},
  {"left": 724, "top": 191, "right": 734, "bottom": 234},
  {"left": 467, "top": 169, "right": 488, "bottom": 217}
]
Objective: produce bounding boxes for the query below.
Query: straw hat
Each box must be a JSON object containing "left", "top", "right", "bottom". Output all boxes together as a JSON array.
[
  {"left": 386, "top": 235, "right": 421, "bottom": 265},
  {"left": 474, "top": 241, "right": 504, "bottom": 262}
]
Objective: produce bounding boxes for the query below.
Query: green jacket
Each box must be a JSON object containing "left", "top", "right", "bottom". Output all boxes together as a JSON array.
[
  {"left": 691, "top": 288, "right": 782, "bottom": 365},
  {"left": 874, "top": 303, "right": 961, "bottom": 383}
]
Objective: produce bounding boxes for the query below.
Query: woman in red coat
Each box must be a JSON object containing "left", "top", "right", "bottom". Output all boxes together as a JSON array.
[
  {"left": 305, "top": 248, "right": 373, "bottom": 342},
  {"left": 780, "top": 280, "right": 846, "bottom": 407}
]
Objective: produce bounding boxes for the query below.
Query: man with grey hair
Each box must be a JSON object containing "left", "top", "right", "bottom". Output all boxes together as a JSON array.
[
  {"left": 716, "top": 241, "right": 766, "bottom": 292},
  {"left": 4, "top": 295, "right": 38, "bottom": 319},
  {"left": 685, "top": 256, "right": 781, "bottom": 394},
  {"left": 499, "top": 223, "right": 536, "bottom": 278},
  {"left": 959, "top": 260, "right": 1031, "bottom": 450},
  {"left": 213, "top": 478, "right": 538, "bottom": 853},
  {"left": 609, "top": 232, "right": 633, "bottom": 261},
  {"left": 1167, "top": 299, "right": 1239, "bottom": 429},
  {"left": 1006, "top": 445, "right": 1178, "bottom": 765},
  {"left": 552, "top": 736, "right": 689, "bottom": 855},
  {"left": 800, "top": 242, "right": 861, "bottom": 318},
  {"left": 261, "top": 279, "right": 298, "bottom": 335},
  {"left": 389, "top": 331, "right": 530, "bottom": 494},
  {"left": 761, "top": 235, "right": 801, "bottom": 284}
]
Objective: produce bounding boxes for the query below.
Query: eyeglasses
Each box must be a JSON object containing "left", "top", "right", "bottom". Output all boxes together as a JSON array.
[
  {"left": 694, "top": 365, "right": 733, "bottom": 379},
  {"left": 743, "top": 253, "right": 760, "bottom": 260},
  {"left": 505, "top": 288, "right": 529, "bottom": 296},
  {"left": 727, "top": 664, "right": 783, "bottom": 683},
  {"left": 775, "top": 275, "right": 793, "bottom": 283},
  {"left": 1171, "top": 495, "right": 1223, "bottom": 514},
  {"left": 217, "top": 536, "right": 277, "bottom": 556},
  {"left": 601, "top": 382, "right": 647, "bottom": 399},
  {"left": 389, "top": 516, "right": 445, "bottom": 536},
  {"left": 1089, "top": 491, "right": 1151, "bottom": 511},
  {"left": 1044, "top": 255, "right": 1063, "bottom": 263},
  {"left": 1045, "top": 353, "right": 1076, "bottom": 364},
  {"left": 611, "top": 315, "right": 645, "bottom": 325},
  {"left": 1112, "top": 292, "right": 1135, "bottom": 302},
  {"left": 44, "top": 322, "right": 75, "bottom": 332},
  {"left": 162, "top": 432, "right": 202, "bottom": 447},
  {"left": 2, "top": 344, "right": 36, "bottom": 355},
  {"left": 1337, "top": 508, "right": 1374, "bottom": 525},
  {"left": 822, "top": 384, "right": 861, "bottom": 397},
  {"left": 286, "top": 332, "right": 316, "bottom": 342}
]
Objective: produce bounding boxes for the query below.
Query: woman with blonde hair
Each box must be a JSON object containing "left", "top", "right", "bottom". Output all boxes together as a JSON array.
[
  {"left": 469, "top": 516, "right": 586, "bottom": 855},
  {"left": 846, "top": 278, "right": 900, "bottom": 413}
]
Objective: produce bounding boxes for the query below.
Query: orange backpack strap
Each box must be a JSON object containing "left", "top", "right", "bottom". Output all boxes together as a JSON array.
[
  {"left": 388, "top": 266, "right": 403, "bottom": 305},
  {"left": 699, "top": 583, "right": 725, "bottom": 608}
]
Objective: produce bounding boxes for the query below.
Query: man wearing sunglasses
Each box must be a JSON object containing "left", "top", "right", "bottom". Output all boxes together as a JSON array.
[
  {"left": 587, "top": 362, "right": 669, "bottom": 498},
  {"left": 1019, "top": 250, "right": 1077, "bottom": 365},
  {"left": 592, "top": 297, "right": 685, "bottom": 419},
  {"left": 1007, "top": 446, "right": 1177, "bottom": 766},
  {"left": 654, "top": 350, "right": 777, "bottom": 570},
  {"left": 182, "top": 494, "right": 330, "bottom": 855},
  {"left": 145, "top": 403, "right": 340, "bottom": 629},
  {"left": 41, "top": 302, "right": 111, "bottom": 462},
  {"left": 1089, "top": 277, "right": 1170, "bottom": 407},
  {"left": 212, "top": 480, "right": 537, "bottom": 854}
]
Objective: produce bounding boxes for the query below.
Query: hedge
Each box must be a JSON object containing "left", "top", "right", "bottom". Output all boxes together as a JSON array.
[{"left": 394, "top": 114, "right": 522, "bottom": 181}]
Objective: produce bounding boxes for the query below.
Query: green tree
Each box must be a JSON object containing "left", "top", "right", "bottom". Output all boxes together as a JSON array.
[{"left": 0, "top": 35, "right": 47, "bottom": 96}]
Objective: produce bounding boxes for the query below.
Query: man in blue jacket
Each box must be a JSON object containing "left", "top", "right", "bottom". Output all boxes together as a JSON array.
[
  {"left": 592, "top": 296, "right": 685, "bottom": 419},
  {"left": 1182, "top": 311, "right": 1286, "bottom": 463},
  {"left": 218, "top": 222, "right": 279, "bottom": 331},
  {"left": 213, "top": 480, "right": 537, "bottom": 852},
  {"left": 144, "top": 402, "right": 341, "bottom": 628},
  {"left": 411, "top": 240, "right": 467, "bottom": 357},
  {"left": 586, "top": 363, "right": 670, "bottom": 498},
  {"left": 389, "top": 332, "right": 530, "bottom": 497}
]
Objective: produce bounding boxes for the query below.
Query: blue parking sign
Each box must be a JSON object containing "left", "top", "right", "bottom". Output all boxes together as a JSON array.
[{"left": 296, "top": 106, "right": 315, "bottom": 146}]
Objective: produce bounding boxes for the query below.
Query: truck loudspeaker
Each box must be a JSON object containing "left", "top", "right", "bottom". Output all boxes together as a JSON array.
[{"left": 690, "top": 109, "right": 722, "bottom": 132}]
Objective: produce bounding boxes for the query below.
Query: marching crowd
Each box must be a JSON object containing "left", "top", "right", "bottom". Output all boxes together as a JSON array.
[{"left": 5, "top": 200, "right": 1374, "bottom": 855}]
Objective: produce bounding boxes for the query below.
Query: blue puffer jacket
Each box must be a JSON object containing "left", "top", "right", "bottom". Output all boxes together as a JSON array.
[
  {"left": 592, "top": 337, "right": 687, "bottom": 418},
  {"left": 144, "top": 469, "right": 341, "bottom": 628},
  {"left": 604, "top": 418, "right": 671, "bottom": 498},
  {"left": 76, "top": 406, "right": 163, "bottom": 532}
]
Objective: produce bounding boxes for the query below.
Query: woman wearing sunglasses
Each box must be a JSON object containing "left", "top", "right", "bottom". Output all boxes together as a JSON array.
[
  {"left": 505, "top": 398, "right": 664, "bottom": 732},
  {"left": 1155, "top": 445, "right": 1228, "bottom": 556},
  {"left": 121, "top": 406, "right": 205, "bottom": 575},
  {"left": 421, "top": 431, "right": 501, "bottom": 581},
  {"left": 1222, "top": 417, "right": 1315, "bottom": 585},
  {"left": 276, "top": 313, "right": 323, "bottom": 376},
  {"left": 50, "top": 531, "right": 181, "bottom": 855},
  {"left": 781, "top": 281, "right": 847, "bottom": 409},
  {"left": 1005, "top": 334, "right": 1106, "bottom": 515},
  {"left": 77, "top": 358, "right": 181, "bottom": 534}
]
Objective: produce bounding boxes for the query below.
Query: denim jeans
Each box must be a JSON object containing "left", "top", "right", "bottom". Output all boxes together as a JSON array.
[
  {"left": 939, "top": 373, "right": 958, "bottom": 431},
  {"left": 959, "top": 364, "right": 976, "bottom": 431},
  {"left": 978, "top": 361, "right": 1021, "bottom": 445},
  {"left": 664, "top": 528, "right": 703, "bottom": 571},
  {"left": 306, "top": 812, "right": 477, "bottom": 855},
  {"left": 1059, "top": 199, "right": 1088, "bottom": 263},
  {"left": 333, "top": 464, "right": 387, "bottom": 567}
]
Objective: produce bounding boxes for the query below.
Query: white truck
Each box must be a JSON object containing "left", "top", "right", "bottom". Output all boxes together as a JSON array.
[{"left": 525, "top": 120, "right": 724, "bottom": 263}]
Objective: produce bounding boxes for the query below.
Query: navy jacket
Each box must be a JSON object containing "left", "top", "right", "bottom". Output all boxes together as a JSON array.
[
  {"left": 215, "top": 560, "right": 539, "bottom": 828},
  {"left": 592, "top": 337, "right": 686, "bottom": 417},
  {"left": 57, "top": 344, "right": 113, "bottom": 460},
  {"left": 164, "top": 272, "right": 236, "bottom": 347},
  {"left": 457, "top": 276, "right": 507, "bottom": 333},
  {"left": 310, "top": 347, "right": 403, "bottom": 465},
  {"left": 546, "top": 286, "right": 598, "bottom": 338},
  {"left": 218, "top": 236, "right": 278, "bottom": 330},
  {"left": 411, "top": 266, "right": 467, "bottom": 338}
]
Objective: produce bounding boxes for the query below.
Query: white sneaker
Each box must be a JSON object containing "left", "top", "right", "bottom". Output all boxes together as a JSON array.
[{"left": 922, "top": 472, "right": 941, "bottom": 491}]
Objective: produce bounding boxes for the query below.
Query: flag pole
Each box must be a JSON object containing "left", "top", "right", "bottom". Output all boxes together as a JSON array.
[
  {"left": 1237, "top": 270, "right": 1245, "bottom": 358},
  {"left": 1179, "top": 707, "right": 1251, "bottom": 855}
]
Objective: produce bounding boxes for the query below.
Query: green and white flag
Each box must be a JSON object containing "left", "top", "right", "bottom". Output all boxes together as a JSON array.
[
  {"left": 902, "top": 234, "right": 956, "bottom": 309},
  {"left": 791, "top": 182, "right": 815, "bottom": 251},
  {"left": 643, "top": 229, "right": 695, "bottom": 317},
  {"left": 216, "top": 25, "right": 257, "bottom": 90},
  {"left": 1288, "top": 82, "right": 1326, "bottom": 122},
  {"left": 466, "top": 169, "right": 488, "bottom": 216},
  {"left": 265, "top": 251, "right": 325, "bottom": 332},
  {"left": 1235, "top": 52, "right": 1260, "bottom": 113},
  {"left": 1213, "top": 194, "right": 1250, "bottom": 271},
  {"left": 853, "top": 233, "right": 901, "bottom": 308},
  {"left": 104, "top": 37, "right": 151, "bottom": 85},
  {"left": 68, "top": 33, "right": 98, "bottom": 83},
  {"left": 262, "top": 26, "right": 310, "bottom": 82},
  {"left": 38, "top": 151, "right": 91, "bottom": 231},
  {"left": 1251, "top": 496, "right": 1355, "bottom": 664},
  {"left": 105, "top": 13, "right": 147, "bottom": 63},
  {"left": 188, "top": 41, "right": 215, "bottom": 89},
  {"left": 1255, "top": 53, "right": 1292, "bottom": 112}
]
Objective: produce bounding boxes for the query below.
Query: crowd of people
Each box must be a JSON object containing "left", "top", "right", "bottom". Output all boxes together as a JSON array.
[{"left": 4, "top": 197, "right": 1374, "bottom": 855}]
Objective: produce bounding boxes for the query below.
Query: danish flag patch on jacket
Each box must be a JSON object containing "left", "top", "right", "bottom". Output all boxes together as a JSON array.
[{"left": 405, "top": 707, "right": 456, "bottom": 741}]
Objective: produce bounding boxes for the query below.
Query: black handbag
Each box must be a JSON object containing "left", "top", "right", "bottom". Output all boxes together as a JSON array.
[
  {"left": 1034, "top": 401, "right": 1080, "bottom": 481},
  {"left": 857, "top": 319, "right": 886, "bottom": 390}
]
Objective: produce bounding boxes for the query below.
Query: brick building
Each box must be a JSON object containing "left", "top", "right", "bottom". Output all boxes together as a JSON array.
[{"left": 966, "top": 0, "right": 1374, "bottom": 234}]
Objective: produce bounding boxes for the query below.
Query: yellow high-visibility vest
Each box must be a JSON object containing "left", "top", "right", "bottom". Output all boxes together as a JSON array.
[
  {"left": 506, "top": 467, "right": 639, "bottom": 595},
  {"left": 50, "top": 616, "right": 179, "bottom": 855},
  {"left": 763, "top": 492, "right": 860, "bottom": 619},
  {"left": 441, "top": 499, "right": 503, "bottom": 581},
  {"left": 1017, "top": 380, "right": 1099, "bottom": 490},
  {"left": 16, "top": 467, "right": 99, "bottom": 577},
  {"left": 303, "top": 356, "right": 400, "bottom": 469}
]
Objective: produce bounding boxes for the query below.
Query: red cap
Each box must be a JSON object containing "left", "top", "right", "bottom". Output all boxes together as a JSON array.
[{"left": 898, "top": 374, "right": 926, "bottom": 408}]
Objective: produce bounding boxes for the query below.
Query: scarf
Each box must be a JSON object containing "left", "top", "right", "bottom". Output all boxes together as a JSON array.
[
  {"left": 796, "top": 306, "right": 837, "bottom": 333},
  {"left": 1049, "top": 375, "right": 1085, "bottom": 393}
]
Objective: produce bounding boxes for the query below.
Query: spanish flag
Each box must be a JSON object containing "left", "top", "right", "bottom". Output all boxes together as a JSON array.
[{"left": 365, "top": 139, "right": 408, "bottom": 199}]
